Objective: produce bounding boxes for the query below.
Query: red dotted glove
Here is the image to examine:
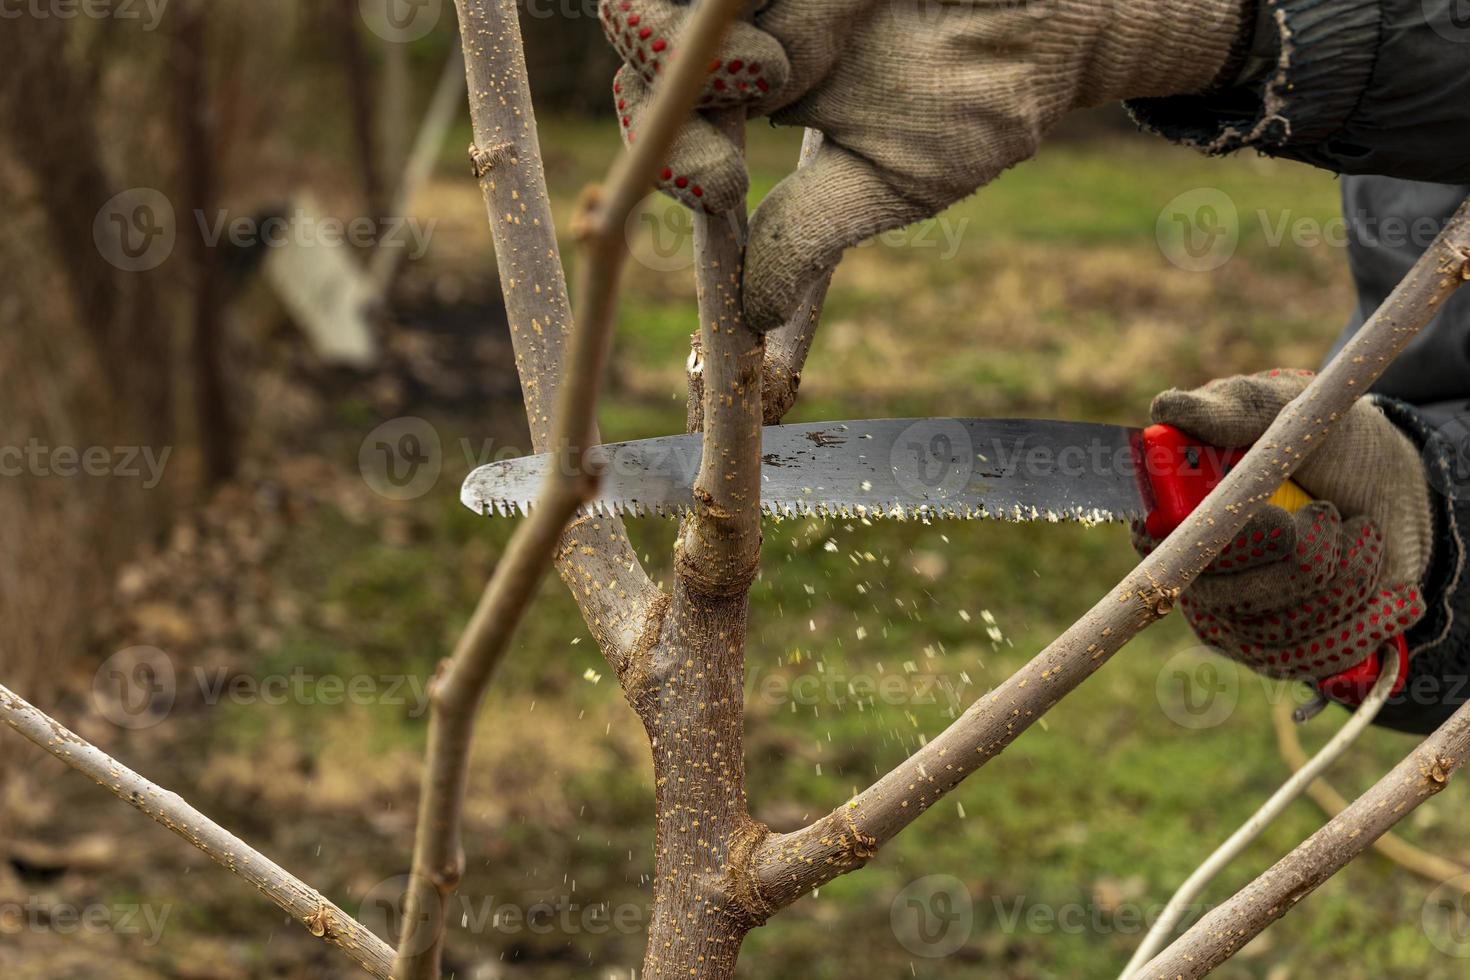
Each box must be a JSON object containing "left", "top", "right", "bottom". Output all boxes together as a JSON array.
[
  {"left": 600, "top": 0, "right": 1250, "bottom": 332},
  {"left": 1133, "top": 371, "right": 1435, "bottom": 682}
]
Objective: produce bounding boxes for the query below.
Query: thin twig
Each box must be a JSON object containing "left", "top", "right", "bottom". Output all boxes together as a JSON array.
[
  {"left": 1121, "top": 647, "right": 1401, "bottom": 977},
  {"left": 751, "top": 198, "right": 1470, "bottom": 909},
  {"left": 368, "top": 37, "right": 467, "bottom": 296},
  {"left": 395, "top": 3, "right": 749, "bottom": 977},
  {"left": 761, "top": 129, "right": 829, "bottom": 424},
  {"left": 1138, "top": 698, "right": 1470, "bottom": 977},
  {"left": 1272, "top": 696, "right": 1470, "bottom": 892},
  {"left": 0, "top": 685, "right": 396, "bottom": 979}
]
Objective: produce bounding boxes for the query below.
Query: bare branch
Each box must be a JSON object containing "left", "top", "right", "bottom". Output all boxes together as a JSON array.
[
  {"left": 752, "top": 198, "right": 1470, "bottom": 909},
  {"left": 677, "top": 111, "right": 764, "bottom": 595},
  {"left": 454, "top": 0, "right": 659, "bottom": 665},
  {"left": 1138, "top": 699, "right": 1470, "bottom": 977},
  {"left": 395, "top": 3, "right": 749, "bottom": 976},
  {"left": 0, "top": 685, "right": 395, "bottom": 979},
  {"left": 761, "top": 129, "right": 829, "bottom": 424},
  {"left": 368, "top": 38, "right": 467, "bottom": 296},
  {"left": 1121, "top": 646, "right": 1400, "bottom": 976},
  {"left": 1272, "top": 696, "right": 1470, "bottom": 889}
]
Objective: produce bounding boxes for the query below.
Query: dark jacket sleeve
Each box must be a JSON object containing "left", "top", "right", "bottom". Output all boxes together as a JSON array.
[
  {"left": 1324, "top": 178, "right": 1470, "bottom": 733},
  {"left": 1361, "top": 398, "right": 1470, "bottom": 734},
  {"left": 1125, "top": 0, "right": 1470, "bottom": 185}
]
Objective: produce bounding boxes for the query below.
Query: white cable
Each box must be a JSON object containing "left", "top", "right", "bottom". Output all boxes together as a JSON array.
[{"left": 1119, "top": 647, "right": 1403, "bottom": 979}]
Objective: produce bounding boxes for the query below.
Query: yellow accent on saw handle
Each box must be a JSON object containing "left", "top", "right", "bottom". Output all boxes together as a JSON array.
[{"left": 1267, "top": 479, "right": 1313, "bottom": 515}]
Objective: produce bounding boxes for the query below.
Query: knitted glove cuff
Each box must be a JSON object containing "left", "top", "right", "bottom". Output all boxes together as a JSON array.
[{"left": 1069, "top": 0, "right": 1252, "bottom": 105}]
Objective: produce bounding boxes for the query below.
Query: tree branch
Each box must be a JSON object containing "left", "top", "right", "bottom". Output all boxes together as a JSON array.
[
  {"left": 396, "top": 3, "right": 749, "bottom": 976},
  {"left": 454, "top": 0, "right": 659, "bottom": 668},
  {"left": 634, "top": 106, "right": 769, "bottom": 980},
  {"left": 760, "top": 129, "right": 829, "bottom": 425},
  {"left": 676, "top": 111, "right": 764, "bottom": 595},
  {"left": 1137, "top": 699, "right": 1470, "bottom": 977},
  {"left": 0, "top": 685, "right": 396, "bottom": 979},
  {"left": 1121, "top": 645, "right": 1400, "bottom": 976},
  {"left": 751, "top": 198, "right": 1470, "bottom": 909},
  {"left": 1272, "top": 696, "right": 1470, "bottom": 889}
]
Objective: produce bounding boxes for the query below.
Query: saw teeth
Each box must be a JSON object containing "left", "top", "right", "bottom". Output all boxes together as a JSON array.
[{"left": 475, "top": 494, "right": 1135, "bottom": 524}]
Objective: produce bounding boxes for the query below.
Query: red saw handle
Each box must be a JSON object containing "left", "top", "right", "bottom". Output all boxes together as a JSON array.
[
  {"left": 1138, "top": 423, "right": 1403, "bottom": 708},
  {"left": 1139, "top": 424, "right": 1245, "bottom": 539},
  {"left": 1139, "top": 424, "right": 1311, "bottom": 538}
]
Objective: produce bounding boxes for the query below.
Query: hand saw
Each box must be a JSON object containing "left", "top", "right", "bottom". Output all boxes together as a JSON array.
[{"left": 462, "top": 418, "right": 1311, "bottom": 538}]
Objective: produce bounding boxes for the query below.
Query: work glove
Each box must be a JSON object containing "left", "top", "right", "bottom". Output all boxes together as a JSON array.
[
  {"left": 600, "top": 0, "right": 1250, "bottom": 332},
  {"left": 1132, "top": 370, "right": 1435, "bottom": 683}
]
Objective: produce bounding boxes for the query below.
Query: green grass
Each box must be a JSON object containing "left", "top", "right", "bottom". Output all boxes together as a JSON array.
[{"left": 204, "top": 118, "right": 1470, "bottom": 979}]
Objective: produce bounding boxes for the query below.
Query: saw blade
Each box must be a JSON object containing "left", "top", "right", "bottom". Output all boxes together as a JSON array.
[{"left": 461, "top": 419, "right": 1152, "bottom": 523}]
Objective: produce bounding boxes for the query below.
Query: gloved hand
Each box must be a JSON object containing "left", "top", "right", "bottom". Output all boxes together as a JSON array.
[
  {"left": 600, "top": 0, "right": 1250, "bottom": 331},
  {"left": 1132, "top": 370, "right": 1435, "bottom": 683}
]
